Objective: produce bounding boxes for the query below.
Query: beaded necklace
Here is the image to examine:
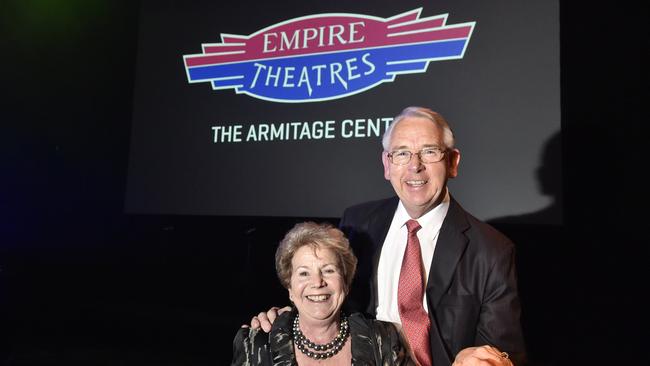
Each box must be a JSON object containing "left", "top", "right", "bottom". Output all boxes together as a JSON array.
[{"left": 292, "top": 313, "right": 350, "bottom": 360}]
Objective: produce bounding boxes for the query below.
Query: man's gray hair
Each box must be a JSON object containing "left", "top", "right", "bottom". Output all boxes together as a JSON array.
[{"left": 381, "top": 106, "right": 455, "bottom": 151}]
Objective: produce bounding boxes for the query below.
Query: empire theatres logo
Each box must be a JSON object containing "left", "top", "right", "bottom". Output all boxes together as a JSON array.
[{"left": 183, "top": 8, "right": 475, "bottom": 103}]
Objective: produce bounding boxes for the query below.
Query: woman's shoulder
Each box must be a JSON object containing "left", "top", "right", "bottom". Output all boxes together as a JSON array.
[
  {"left": 348, "top": 313, "right": 404, "bottom": 350},
  {"left": 348, "top": 313, "right": 412, "bottom": 365},
  {"left": 348, "top": 312, "right": 399, "bottom": 335}
]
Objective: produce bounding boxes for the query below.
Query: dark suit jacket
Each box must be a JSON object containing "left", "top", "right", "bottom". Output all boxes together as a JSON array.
[{"left": 340, "top": 196, "right": 526, "bottom": 366}]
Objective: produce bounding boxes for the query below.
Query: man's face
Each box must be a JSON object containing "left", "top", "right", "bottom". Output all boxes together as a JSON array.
[{"left": 382, "top": 117, "right": 460, "bottom": 218}]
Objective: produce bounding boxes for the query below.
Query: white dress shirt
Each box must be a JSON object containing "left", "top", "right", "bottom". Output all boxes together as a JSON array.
[{"left": 375, "top": 191, "right": 450, "bottom": 325}]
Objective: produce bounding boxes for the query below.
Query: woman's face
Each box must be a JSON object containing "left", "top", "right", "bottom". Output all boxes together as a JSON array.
[{"left": 288, "top": 245, "right": 346, "bottom": 324}]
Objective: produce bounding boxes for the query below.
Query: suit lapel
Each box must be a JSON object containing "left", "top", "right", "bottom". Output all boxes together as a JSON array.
[
  {"left": 423, "top": 198, "right": 470, "bottom": 365},
  {"left": 366, "top": 197, "right": 398, "bottom": 312},
  {"left": 426, "top": 197, "right": 470, "bottom": 309}
]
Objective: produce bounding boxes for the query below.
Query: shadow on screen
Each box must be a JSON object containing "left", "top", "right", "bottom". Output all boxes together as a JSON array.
[{"left": 488, "top": 130, "right": 569, "bottom": 366}]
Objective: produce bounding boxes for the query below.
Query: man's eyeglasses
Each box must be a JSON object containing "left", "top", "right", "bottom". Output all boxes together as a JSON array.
[{"left": 387, "top": 147, "right": 447, "bottom": 165}]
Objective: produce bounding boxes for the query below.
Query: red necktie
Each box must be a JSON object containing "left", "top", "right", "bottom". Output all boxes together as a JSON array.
[{"left": 398, "top": 220, "right": 432, "bottom": 366}]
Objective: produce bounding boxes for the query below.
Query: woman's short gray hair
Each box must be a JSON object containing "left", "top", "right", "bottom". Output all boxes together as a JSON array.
[
  {"left": 275, "top": 222, "right": 357, "bottom": 292},
  {"left": 382, "top": 106, "right": 455, "bottom": 151}
]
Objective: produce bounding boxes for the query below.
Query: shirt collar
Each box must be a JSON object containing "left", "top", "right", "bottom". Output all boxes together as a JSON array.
[{"left": 395, "top": 190, "right": 450, "bottom": 231}]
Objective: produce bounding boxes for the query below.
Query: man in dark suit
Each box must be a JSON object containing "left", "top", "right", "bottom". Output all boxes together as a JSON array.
[
  {"left": 251, "top": 107, "right": 524, "bottom": 366},
  {"left": 339, "top": 106, "right": 525, "bottom": 366}
]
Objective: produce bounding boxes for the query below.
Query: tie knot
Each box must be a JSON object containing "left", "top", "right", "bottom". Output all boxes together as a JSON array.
[{"left": 406, "top": 219, "right": 421, "bottom": 234}]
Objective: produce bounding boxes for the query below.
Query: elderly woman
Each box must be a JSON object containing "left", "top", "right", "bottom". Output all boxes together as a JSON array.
[{"left": 231, "top": 222, "right": 411, "bottom": 365}]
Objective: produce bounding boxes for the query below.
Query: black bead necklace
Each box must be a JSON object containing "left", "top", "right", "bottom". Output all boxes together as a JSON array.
[{"left": 292, "top": 313, "right": 350, "bottom": 360}]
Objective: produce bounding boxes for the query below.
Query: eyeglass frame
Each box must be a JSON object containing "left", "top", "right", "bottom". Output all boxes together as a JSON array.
[{"left": 386, "top": 146, "right": 449, "bottom": 165}]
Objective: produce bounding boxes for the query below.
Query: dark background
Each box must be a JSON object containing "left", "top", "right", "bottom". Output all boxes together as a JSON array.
[
  {"left": 126, "top": 0, "right": 561, "bottom": 220},
  {"left": 1, "top": 1, "right": 646, "bottom": 365}
]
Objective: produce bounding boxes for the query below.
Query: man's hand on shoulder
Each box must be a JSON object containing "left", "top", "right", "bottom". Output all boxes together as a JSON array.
[
  {"left": 452, "top": 345, "right": 514, "bottom": 366},
  {"left": 242, "top": 306, "right": 292, "bottom": 333}
]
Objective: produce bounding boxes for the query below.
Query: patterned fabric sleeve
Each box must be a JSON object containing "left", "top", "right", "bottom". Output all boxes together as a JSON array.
[
  {"left": 231, "top": 327, "right": 274, "bottom": 366},
  {"left": 372, "top": 320, "right": 414, "bottom": 366},
  {"left": 348, "top": 312, "right": 414, "bottom": 366}
]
